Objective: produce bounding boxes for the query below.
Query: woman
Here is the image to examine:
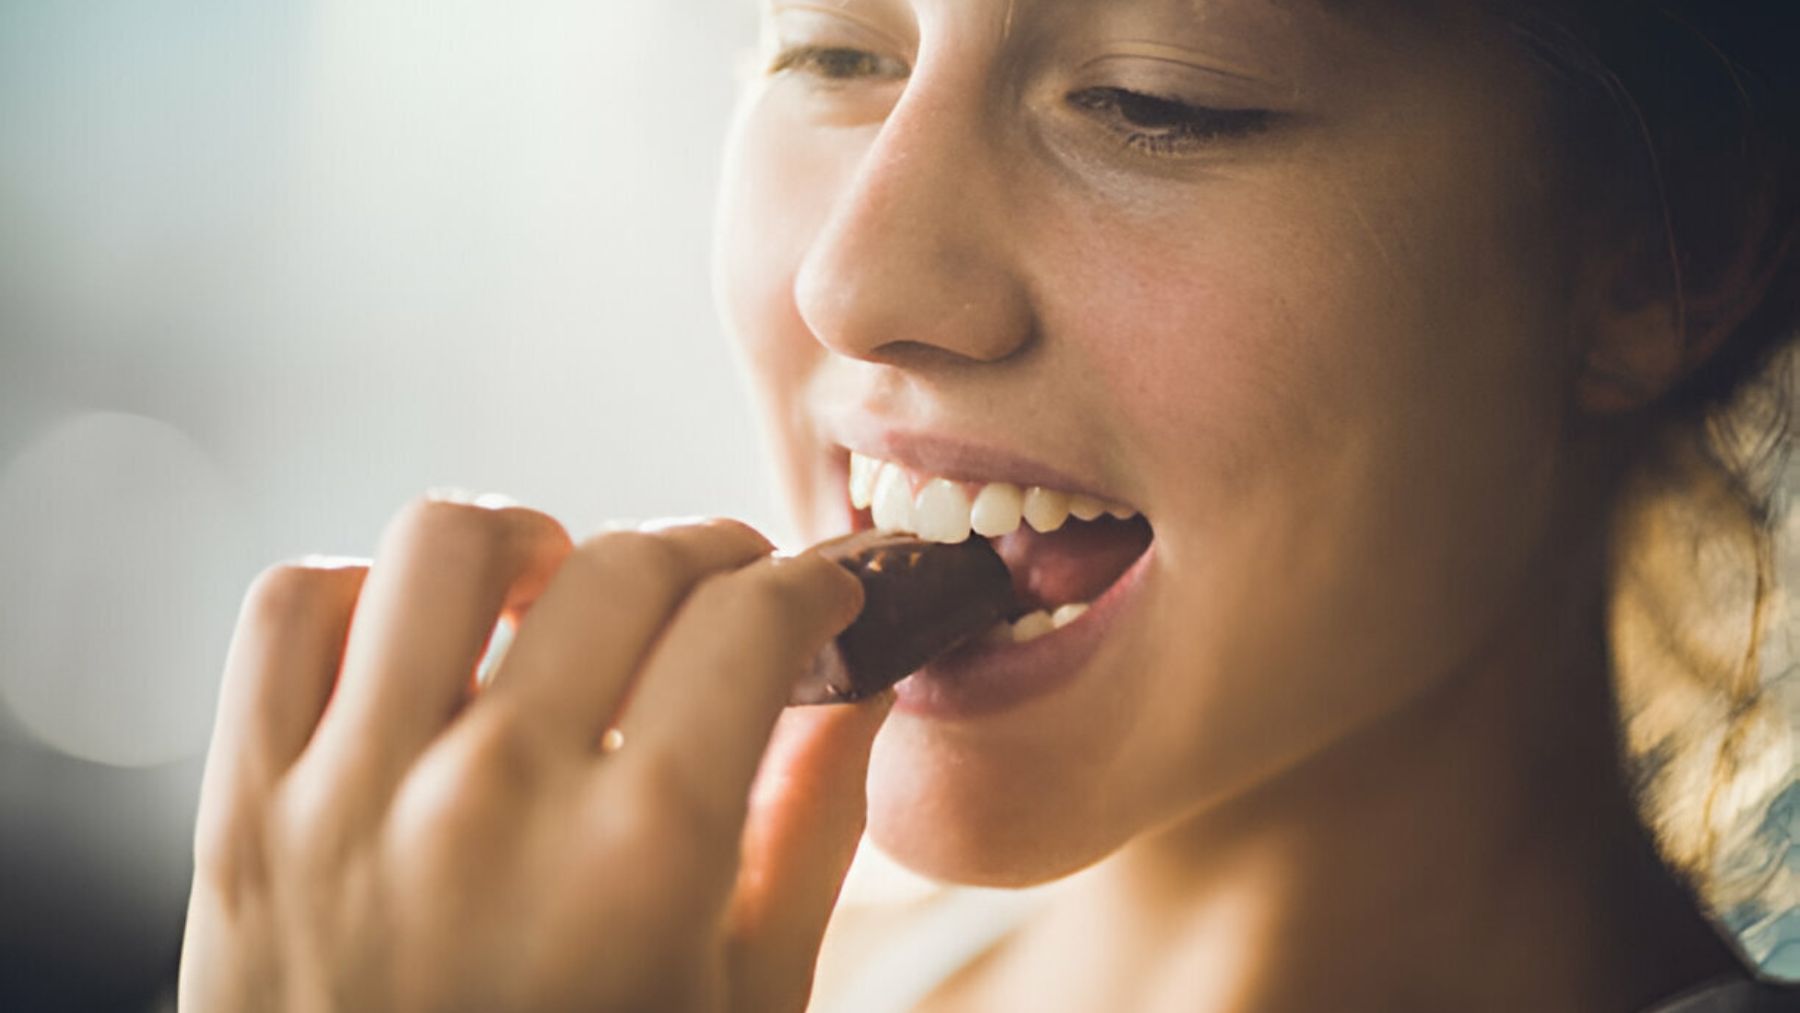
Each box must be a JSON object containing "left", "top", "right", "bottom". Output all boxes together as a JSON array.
[{"left": 180, "top": 1, "right": 1799, "bottom": 1009}]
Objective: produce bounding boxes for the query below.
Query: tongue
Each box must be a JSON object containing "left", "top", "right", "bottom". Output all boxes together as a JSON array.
[{"left": 990, "top": 516, "right": 1152, "bottom": 613}]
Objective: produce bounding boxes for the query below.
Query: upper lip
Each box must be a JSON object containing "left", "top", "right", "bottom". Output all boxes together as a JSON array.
[{"left": 825, "top": 418, "right": 1131, "bottom": 506}]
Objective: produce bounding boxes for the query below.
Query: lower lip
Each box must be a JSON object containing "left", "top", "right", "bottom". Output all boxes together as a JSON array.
[{"left": 892, "top": 543, "right": 1156, "bottom": 720}]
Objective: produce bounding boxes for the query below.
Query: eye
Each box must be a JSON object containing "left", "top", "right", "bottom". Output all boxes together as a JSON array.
[
  {"left": 768, "top": 45, "right": 909, "bottom": 83},
  {"left": 1067, "top": 86, "right": 1271, "bottom": 156}
]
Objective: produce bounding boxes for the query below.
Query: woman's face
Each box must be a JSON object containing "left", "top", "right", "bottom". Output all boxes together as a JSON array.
[{"left": 716, "top": 0, "right": 1584, "bottom": 884}]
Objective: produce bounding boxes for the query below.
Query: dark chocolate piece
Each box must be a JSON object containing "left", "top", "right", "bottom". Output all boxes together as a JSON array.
[{"left": 790, "top": 530, "right": 1015, "bottom": 705}]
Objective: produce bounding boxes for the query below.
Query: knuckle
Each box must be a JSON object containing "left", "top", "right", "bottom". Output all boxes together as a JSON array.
[
  {"left": 682, "top": 571, "right": 773, "bottom": 632},
  {"left": 776, "top": 550, "right": 854, "bottom": 597},
  {"left": 266, "top": 770, "right": 360, "bottom": 878},
  {"left": 191, "top": 791, "right": 270, "bottom": 901},
  {"left": 757, "top": 562, "right": 824, "bottom": 615},
  {"left": 729, "top": 559, "right": 841, "bottom": 635},
  {"left": 453, "top": 711, "right": 547, "bottom": 791},
  {"left": 240, "top": 563, "right": 349, "bottom": 632},
  {"left": 389, "top": 717, "right": 538, "bottom": 843},
  {"left": 387, "top": 498, "right": 572, "bottom": 597},
  {"left": 570, "top": 530, "right": 692, "bottom": 592},
  {"left": 702, "top": 517, "right": 775, "bottom": 556},
  {"left": 609, "top": 757, "right": 732, "bottom": 860},
  {"left": 583, "top": 528, "right": 687, "bottom": 573},
  {"left": 385, "top": 498, "right": 569, "bottom": 584},
  {"left": 386, "top": 497, "right": 513, "bottom": 567}
]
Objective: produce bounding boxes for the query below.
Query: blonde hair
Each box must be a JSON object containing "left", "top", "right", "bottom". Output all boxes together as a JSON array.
[{"left": 1610, "top": 353, "right": 1799, "bottom": 966}]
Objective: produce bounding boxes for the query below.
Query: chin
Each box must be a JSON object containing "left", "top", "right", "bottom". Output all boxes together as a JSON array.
[{"left": 860, "top": 717, "right": 1131, "bottom": 889}]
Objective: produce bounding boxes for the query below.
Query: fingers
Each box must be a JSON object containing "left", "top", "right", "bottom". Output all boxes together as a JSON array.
[
  {"left": 211, "top": 560, "right": 368, "bottom": 781},
  {"left": 481, "top": 520, "right": 773, "bottom": 750},
  {"left": 726, "top": 699, "right": 892, "bottom": 1013},
  {"left": 609, "top": 548, "right": 865, "bottom": 823},
  {"left": 194, "top": 559, "right": 367, "bottom": 877},
  {"left": 309, "top": 497, "right": 572, "bottom": 793}
]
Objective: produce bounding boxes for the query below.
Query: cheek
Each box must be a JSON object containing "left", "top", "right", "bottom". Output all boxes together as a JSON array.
[
  {"left": 715, "top": 97, "right": 856, "bottom": 537},
  {"left": 1066, "top": 161, "right": 1573, "bottom": 808},
  {"left": 716, "top": 100, "right": 822, "bottom": 387},
  {"left": 1078, "top": 184, "right": 1565, "bottom": 514}
]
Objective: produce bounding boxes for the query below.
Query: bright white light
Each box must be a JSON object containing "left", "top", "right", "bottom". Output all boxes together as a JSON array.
[{"left": 0, "top": 412, "right": 253, "bottom": 768}]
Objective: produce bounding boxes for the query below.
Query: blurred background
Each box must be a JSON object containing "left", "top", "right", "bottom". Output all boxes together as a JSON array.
[{"left": 1, "top": 2, "right": 765, "bottom": 1007}]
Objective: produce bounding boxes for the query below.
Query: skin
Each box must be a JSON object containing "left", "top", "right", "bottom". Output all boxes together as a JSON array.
[
  {"left": 181, "top": 507, "right": 892, "bottom": 1012},
  {"left": 716, "top": 0, "right": 1743, "bottom": 1008},
  {"left": 182, "top": 0, "right": 1752, "bottom": 1010},
  {"left": 720, "top": 0, "right": 1580, "bottom": 885}
]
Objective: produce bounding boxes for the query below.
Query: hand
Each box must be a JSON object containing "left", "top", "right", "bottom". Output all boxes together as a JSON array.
[{"left": 180, "top": 497, "right": 884, "bottom": 1012}]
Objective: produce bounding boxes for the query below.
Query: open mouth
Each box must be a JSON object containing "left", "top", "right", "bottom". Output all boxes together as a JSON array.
[{"left": 845, "top": 450, "right": 1155, "bottom": 645}]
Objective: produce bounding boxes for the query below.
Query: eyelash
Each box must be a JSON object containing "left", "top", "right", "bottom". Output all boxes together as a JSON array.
[
  {"left": 1067, "top": 87, "right": 1271, "bottom": 156},
  {"left": 767, "top": 45, "right": 906, "bottom": 83},
  {"left": 768, "top": 46, "right": 1270, "bottom": 158}
]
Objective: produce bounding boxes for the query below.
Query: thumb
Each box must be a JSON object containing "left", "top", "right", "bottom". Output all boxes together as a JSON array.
[{"left": 725, "top": 694, "right": 893, "bottom": 1013}]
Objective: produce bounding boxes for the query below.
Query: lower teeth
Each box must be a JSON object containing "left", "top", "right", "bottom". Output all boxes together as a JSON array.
[
  {"left": 1000, "top": 602, "right": 1092, "bottom": 644},
  {"left": 1011, "top": 611, "right": 1055, "bottom": 643}
]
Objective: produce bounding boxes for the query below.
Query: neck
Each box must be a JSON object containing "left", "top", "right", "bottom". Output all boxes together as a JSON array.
[{"left": 977, "top": 516, "right": 1739, "bottom": 1012}]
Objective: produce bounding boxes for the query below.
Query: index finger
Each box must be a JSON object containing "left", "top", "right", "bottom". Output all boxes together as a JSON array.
[
  {"left": 479, "top": 519, "right": 775, "bottom": 750},
  {"left": 606, "top": 550, "right": 865, "bottom": 823}
]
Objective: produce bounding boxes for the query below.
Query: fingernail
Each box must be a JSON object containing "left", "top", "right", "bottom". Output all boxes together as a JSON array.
[
  {"left": 293, "top": 554, "right": 371, "bottom": 570},
  {"left": 426, "top": 487, "right": 518, "bottom": 510},
  {"left": 636, "top": 516, "right": 714, "bottom": 533}
]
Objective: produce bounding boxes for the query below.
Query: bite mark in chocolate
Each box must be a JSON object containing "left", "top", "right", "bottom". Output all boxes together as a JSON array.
[{"left": 790, "top": 531, "right": 1016, "bottom": 705}]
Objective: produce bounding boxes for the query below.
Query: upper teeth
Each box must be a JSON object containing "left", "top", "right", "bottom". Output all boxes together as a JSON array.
[{"left": 848, "top": 451, "right": 1138, "bottom": 544}]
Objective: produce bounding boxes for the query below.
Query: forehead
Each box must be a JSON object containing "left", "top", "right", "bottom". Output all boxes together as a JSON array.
[
  {"left": 748, "top": 0, "right": 1398, "bottom": 20},
  {"left": 753, "top": 0, "right": 1470, "bottom": 53},
  {"left": 756, "top": 0, "right": 1494, "bottom": 99}
]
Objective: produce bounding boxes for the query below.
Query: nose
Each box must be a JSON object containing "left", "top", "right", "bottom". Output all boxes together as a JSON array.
[{"left": 793, "top": 75, "right": 1035, "bottom": 367}]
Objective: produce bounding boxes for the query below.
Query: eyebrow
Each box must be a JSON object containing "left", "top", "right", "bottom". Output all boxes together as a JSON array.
[
  {"left": 763, "top": 0, "right": 1353, "bottom": 39},
  {"left": 1171, "top": 0, "right": 1340, "bottom": 20}
]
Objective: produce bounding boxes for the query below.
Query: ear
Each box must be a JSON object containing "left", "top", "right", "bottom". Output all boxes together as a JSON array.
[
  {"left": 1574, "top": 229, "right": 1781, "bottom": 416},
  {"left": 1574, "top": 280, "right": 1687, "bottom": 415}
]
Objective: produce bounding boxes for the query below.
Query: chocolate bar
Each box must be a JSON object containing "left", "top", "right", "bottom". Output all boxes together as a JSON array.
[{"left": 790, "top": 530, "right": 1015, "bottom": 705}]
